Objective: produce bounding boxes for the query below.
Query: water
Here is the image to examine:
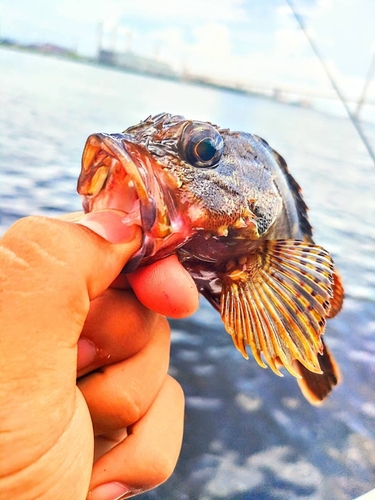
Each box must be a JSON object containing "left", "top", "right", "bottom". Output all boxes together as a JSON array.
[{"left": 1, "top": 47, "right": 375, "bottom": 500}]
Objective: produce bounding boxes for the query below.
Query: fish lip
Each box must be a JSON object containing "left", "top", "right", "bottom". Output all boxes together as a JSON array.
[{"left": 78, "top": 132, "right": 157, "bottom": 232}]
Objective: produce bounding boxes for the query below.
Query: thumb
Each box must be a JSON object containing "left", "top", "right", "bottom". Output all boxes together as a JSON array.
[
  {"left": 74, "top": 209, "right": 143, "bottom": 299},
  {"left": 1, "top": 211, "right": 142, "bottom": 300},
  {"left": 0, "top": 212, "right": 142, "bottom": 365}
]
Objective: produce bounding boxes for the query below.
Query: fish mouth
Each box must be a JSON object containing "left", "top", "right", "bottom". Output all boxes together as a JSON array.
[
  {"left": 78, "top": 133, "right": 160, "bottom": 232},
  {"left": 77, "top": 133, "right": 188, "bottom": 271}
]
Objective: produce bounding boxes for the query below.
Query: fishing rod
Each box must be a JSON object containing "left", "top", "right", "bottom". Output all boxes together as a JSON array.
[{"left": 286, "top": 0, "right": 375, "bottom": 166}]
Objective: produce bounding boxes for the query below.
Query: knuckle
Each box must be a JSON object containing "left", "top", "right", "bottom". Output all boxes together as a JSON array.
[{"left": 121, "top": 397, "right": 143, "bottom": 427}]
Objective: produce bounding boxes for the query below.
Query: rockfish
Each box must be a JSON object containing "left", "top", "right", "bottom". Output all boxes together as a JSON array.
[{"left": 77, "top": 113, "right": 344, "bottom": 404}]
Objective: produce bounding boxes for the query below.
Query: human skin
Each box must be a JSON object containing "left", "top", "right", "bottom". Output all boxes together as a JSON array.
[{"left": 0, "top": 210, "right": 199, "bottom": 500}]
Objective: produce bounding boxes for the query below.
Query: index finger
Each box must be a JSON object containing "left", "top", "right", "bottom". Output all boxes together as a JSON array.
[{"left": 128, "top": 255, "right": 199, "bottom": 318}]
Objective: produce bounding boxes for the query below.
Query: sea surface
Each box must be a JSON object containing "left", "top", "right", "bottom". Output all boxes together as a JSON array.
[{"left": 1, "top": 47, "right": 375, "bottom": 500}]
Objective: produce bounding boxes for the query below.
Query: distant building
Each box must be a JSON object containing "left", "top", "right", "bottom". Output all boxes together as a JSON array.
[
  {"left": 98, "top": 49, "right": 177, "bottom": 79},
  {"left": 26, "top": 43, "right": 76, "bottom": 57},
  {"left": 0, "top": 39, "right": 76, "bottom": 57}
]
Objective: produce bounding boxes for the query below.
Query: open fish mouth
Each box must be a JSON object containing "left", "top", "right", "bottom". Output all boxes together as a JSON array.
[
  {"left": 77, "top": 132, "right": 159, "bottom": 232},
  {"left": 77, "top": 132, "right": 190, "bottom": 270}
]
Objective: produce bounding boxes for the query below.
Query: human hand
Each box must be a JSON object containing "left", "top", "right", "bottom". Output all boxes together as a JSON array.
[{"left": 0, "top": 211, "right": 199, "bottom": 500}]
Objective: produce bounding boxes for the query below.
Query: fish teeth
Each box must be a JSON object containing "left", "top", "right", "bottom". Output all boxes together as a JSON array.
[
  {"left": 243, "top": 207, "right": 256, "bottom": 218},
  {"left": 217, "top": 226, "right": 229, "bottom": 237},
  {"left": 233, "top": 217, "right": 247, "bottom": 229}
]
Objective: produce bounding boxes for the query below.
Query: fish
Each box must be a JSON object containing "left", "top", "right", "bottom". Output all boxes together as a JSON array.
[{"left": 77, "top": 112, "right": 344, "bottom": 405}]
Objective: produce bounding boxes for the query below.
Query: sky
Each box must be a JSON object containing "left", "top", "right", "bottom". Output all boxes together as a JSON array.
[{"left": 1, "top": 0, "right": 375, "bottom": 100}]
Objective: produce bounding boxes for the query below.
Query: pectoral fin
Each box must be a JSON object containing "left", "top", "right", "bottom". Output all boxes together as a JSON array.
[{"left": 220, "top": 240, "right": 334, "bottom": 378}]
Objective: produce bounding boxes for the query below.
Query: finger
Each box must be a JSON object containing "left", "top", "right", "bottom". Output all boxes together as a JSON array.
[
  {"left": 128, "top": 254, "right": 199, "bottom": 318},
  {"left": 89, "top": 376, "right": 184, "bottom": 499},
  {"left": 78, "top": 316, "right": 171, "bottom": 434},
  {"left": 1, "top": 213, "right": 141, "bottom": 303},
  {"left": 77, "top": 289, "right": 159, "bottom": 376}
]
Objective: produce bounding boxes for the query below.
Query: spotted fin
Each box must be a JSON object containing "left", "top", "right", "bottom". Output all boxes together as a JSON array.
[{"left": 220, "top": 240, "right": 334, "bottom": 378}]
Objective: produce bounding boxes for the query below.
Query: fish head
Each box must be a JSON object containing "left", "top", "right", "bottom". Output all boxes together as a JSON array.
[{"left": 77, "top": 113, "right": 282, "bottom": 268}]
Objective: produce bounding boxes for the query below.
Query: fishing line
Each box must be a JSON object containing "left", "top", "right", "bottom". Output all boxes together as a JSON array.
[{"left": 286, "top": 0, "right": 375, "bottom": 167}]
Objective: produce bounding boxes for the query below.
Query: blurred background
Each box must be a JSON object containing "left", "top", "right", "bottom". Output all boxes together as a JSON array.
[{"left": 1, "top": 1, "right": 375, "bottom": 499}]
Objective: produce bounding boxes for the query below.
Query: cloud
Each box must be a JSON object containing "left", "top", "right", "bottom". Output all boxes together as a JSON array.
[
  {"left": 118, "top": 0, "right": 249, "bottom": 24},
  {"left": 191, "top": 23, "right": 233, "bottom": 58},
  {"left": 49, "top": 0, "right": 249, "bottom": 27},
  {"left": 1, "top": 0, "right": 374, "bottom": 100}
]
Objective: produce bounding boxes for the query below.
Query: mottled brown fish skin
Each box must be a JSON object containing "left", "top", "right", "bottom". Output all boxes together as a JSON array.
[{"left": 77, "top": 113, "right": 344, "bottom": 404}]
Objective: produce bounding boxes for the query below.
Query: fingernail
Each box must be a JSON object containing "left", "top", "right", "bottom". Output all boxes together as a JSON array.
[
  {"left": 90, "top": 482, "right": 131, "bottom": 500},
  {"left": 77, "top": 210, "right": 138, "bottom": 244},
  {"left": 77, "top": 337, "right": 98, "bottom": 372}
]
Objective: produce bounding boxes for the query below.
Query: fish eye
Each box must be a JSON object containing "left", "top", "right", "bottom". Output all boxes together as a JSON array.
[{"left": 178, "top": 122, "right": 224, "bottom": 168}]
